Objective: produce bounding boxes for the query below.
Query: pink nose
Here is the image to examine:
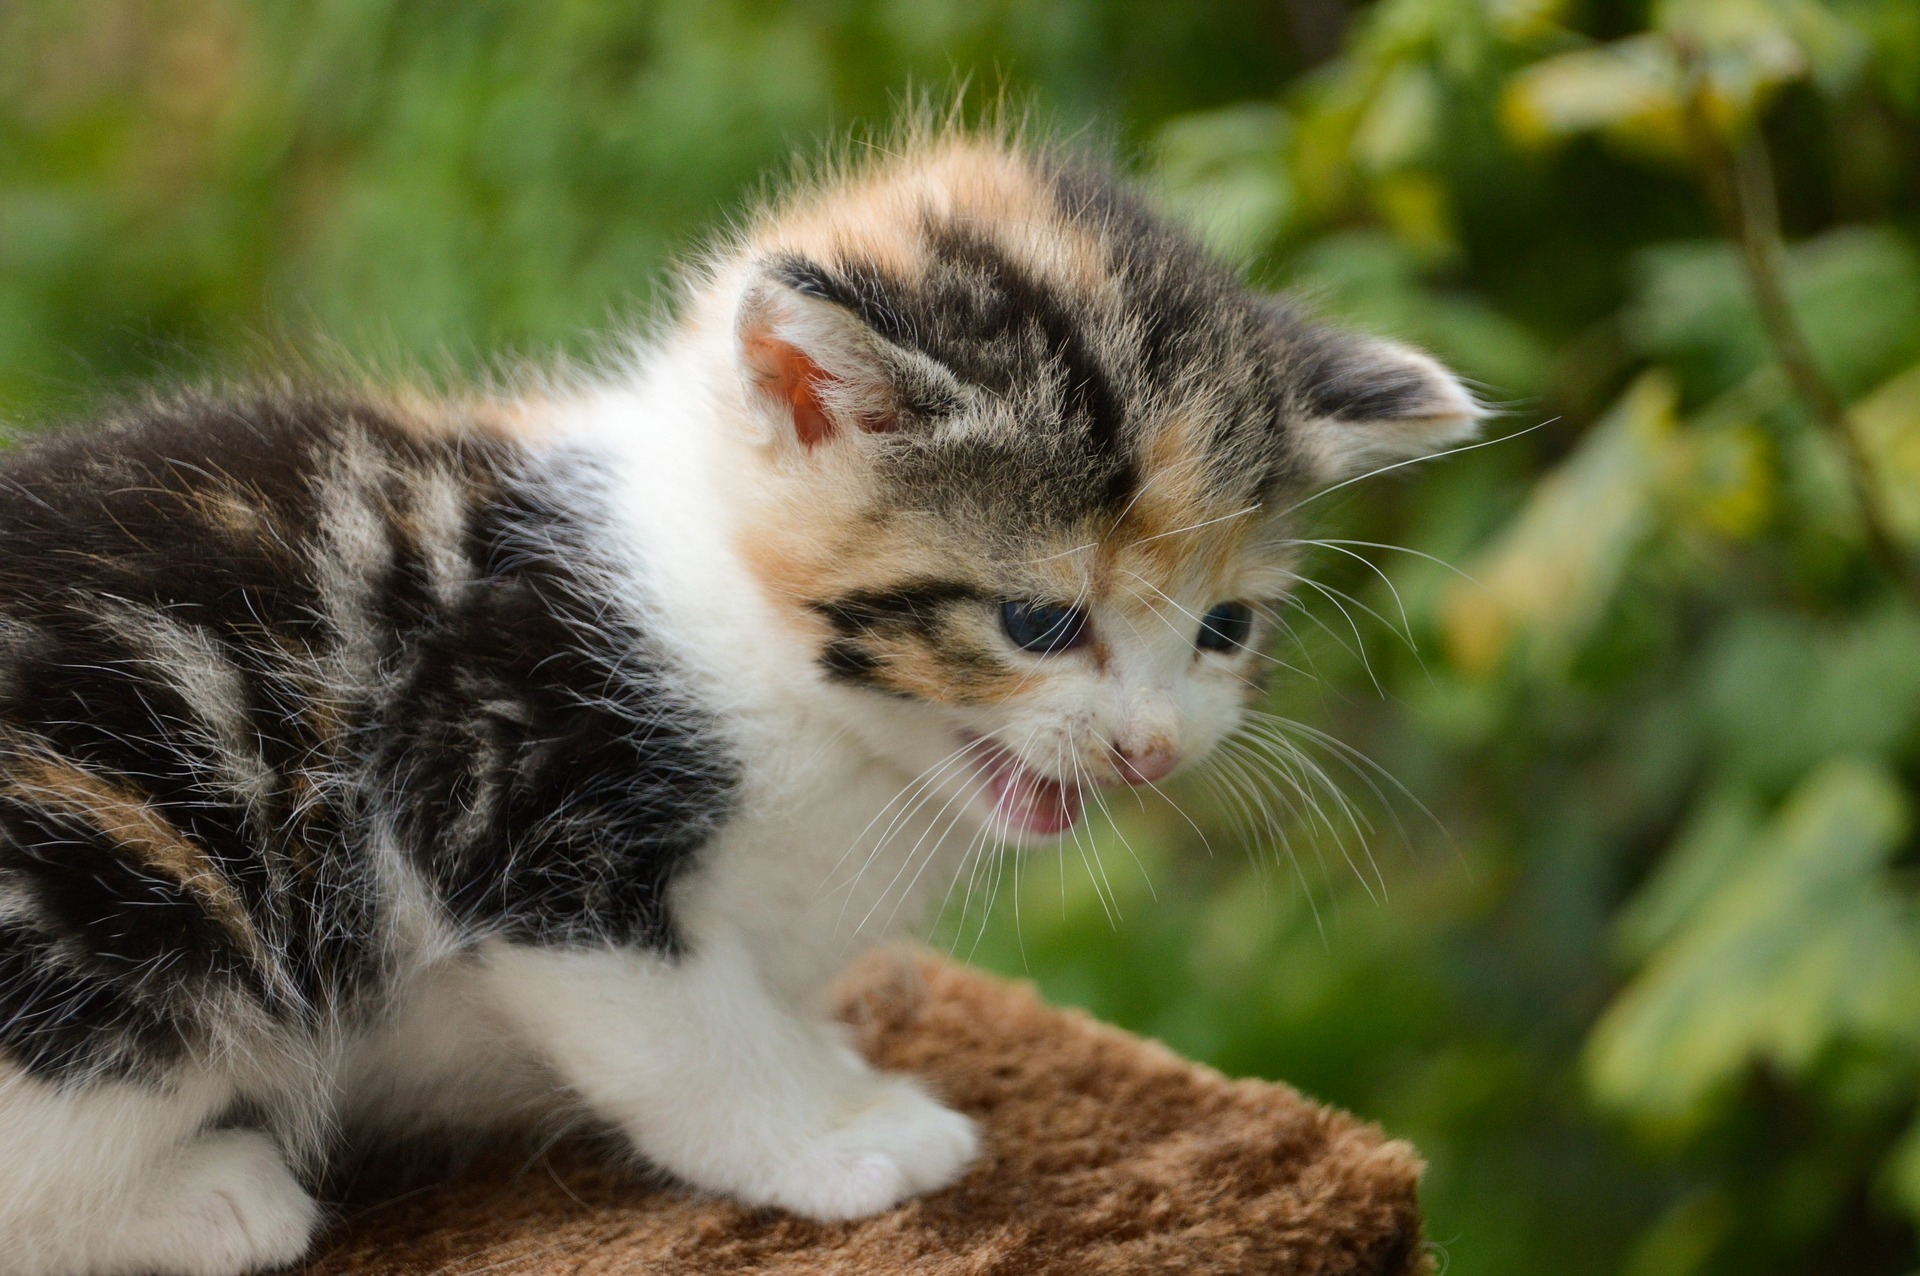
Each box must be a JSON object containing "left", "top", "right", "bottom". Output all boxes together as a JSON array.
[{"left": 1111, "top": 742, "right": 1179, "bottom": 785}]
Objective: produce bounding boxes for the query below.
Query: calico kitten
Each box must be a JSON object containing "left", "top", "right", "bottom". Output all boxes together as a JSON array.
[{"left": 0, "top": 128, "right": 1477, "bottom": 1275}]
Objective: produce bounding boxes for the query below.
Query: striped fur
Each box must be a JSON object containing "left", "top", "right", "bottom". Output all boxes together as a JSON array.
[
  {"left": 0, "top": 398, "right": 735, "bottom": 1084},
  {"left": 714, "top": 131, "right": 1478, "bottom": 705}
]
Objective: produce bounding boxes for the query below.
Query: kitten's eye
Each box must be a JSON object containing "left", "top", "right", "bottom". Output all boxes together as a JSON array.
[
  {"left": 1197, "top": 601, "right": 1254, "bottom": 652},
  {"left": 1001, "top": 601, "right": 1089, "bottom": 654}
]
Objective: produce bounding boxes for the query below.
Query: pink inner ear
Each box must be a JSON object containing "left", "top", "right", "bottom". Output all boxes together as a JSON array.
[
  {"left": 745, "top": 331, "right": 900, "bottom": 450},
  {"left": 746, "top": 334, "right": 837, "bottom": 449}
]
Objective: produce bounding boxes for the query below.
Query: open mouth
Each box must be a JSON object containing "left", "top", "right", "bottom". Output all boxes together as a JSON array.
[{"left": 963, "top": 735, "right": 1085, "bottom": 838}]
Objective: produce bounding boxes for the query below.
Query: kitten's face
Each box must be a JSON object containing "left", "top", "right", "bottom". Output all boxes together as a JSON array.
[{"left": 719, "top": 138, "right": 1475, "bottom": 843}]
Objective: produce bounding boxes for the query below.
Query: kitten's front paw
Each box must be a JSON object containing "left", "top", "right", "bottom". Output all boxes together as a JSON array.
[
  {"left": 761, "top": 1078, "right": 979, "bottom": 1222},
  {"left": 112, "top": 1129, "right": 319, "bottom": 1276}
]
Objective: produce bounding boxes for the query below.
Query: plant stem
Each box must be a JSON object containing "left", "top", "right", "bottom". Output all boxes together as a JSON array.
[{"left": 1675, "top": 41, "right": 1920, "bottom": 599}]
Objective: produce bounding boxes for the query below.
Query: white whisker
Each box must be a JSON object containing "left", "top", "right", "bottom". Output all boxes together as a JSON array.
[
  {"left": 1133, "top": 502, "right": 1263, "bottom": 546},
  {"left": 1274, "top": 420, "right": 1553, "bottom": 519}
]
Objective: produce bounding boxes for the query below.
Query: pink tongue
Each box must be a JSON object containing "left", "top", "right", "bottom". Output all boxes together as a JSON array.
[{"left": 991, "top": 765, "right": 1084, "bottom": 835}]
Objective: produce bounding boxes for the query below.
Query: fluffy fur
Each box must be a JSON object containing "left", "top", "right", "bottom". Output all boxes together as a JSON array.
[{"left": 0, "top": 126, "right": 1476, "bottom": 1275}]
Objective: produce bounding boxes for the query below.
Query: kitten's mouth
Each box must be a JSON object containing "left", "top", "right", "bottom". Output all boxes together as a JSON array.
[{"left": 962, "top": 735, "right": 1084, "bottom": 838}]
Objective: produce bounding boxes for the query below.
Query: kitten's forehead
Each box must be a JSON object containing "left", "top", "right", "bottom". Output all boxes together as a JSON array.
[{"left": 746, "top": 138, "right": 1300, "bottom": 530}]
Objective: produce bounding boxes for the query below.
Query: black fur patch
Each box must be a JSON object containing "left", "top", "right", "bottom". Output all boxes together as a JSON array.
[
  {"left": 381, "top": 454, "right": 736, "bottom": 950},
  {"left": 808, "top": 581, "right": 995, "bottom": 694},
  {"left": 812, "top": 581, "right": 989, "bottom": 635},
  {"left": 0, "top": 397, "right": 737, "bottom": 1082}
]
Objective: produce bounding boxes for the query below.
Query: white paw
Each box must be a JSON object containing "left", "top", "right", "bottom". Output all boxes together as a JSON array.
[
  {"left": 108, "top": 1129, "right": 320, "bottom": 1276},
  {"left": 760, "top": 1078, "right": 979, "bottom": 1222}
]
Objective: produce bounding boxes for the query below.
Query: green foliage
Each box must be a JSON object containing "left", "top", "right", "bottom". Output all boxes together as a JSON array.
[
  {"left": 1591, "top": 759, "right": 1920, "bottom": 1132},
  {"left": 5, "top": 1, "right": 1920, "bottom": 1271}
]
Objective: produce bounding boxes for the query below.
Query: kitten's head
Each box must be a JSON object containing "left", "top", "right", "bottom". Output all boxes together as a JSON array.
[{"left": 705, "top": 133, "right": 1477, "bottom": 842}]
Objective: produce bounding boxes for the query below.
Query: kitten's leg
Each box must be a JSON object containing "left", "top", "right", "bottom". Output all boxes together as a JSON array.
[
  {"left": 339, "top": 956, "right": 558, "bottom": 1141},
  {"left": 480, "top": 932, "right": 979, "bottom": 1221},
  {"left": 0, "top": 1063, "right": 318, "bottom": 1276}
]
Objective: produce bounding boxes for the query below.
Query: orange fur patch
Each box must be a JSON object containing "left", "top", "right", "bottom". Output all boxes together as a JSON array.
[{"left": 748, "top": 137, "right": 1109, "bottom": 315}]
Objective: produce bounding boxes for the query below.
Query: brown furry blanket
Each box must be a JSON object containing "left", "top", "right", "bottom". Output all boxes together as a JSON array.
[{"left": 300, "top": 952, "right": 1429, "bottom": 1275}]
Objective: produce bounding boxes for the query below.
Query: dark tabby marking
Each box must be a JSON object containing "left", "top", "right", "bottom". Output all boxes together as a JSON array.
[
  {"left": 0, "top": 398, "right": 736, "bottom": 1082},
  {"left": 762, "top": 160, "right": 1347, "bottom": 549},
  {"left": 808, "top": 581, "right": 1004, "bottom": 698}
]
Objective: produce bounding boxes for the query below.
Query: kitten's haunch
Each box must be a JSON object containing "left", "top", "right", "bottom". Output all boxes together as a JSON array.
[{"left": 0, "top": 124, "right": 1476, "bottom": 1275}]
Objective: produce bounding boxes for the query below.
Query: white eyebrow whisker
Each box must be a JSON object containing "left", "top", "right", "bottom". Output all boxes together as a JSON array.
[
  {"left": 1274, "top": 419, "right": 1553, "bottom": 520},
  {"left": 1279, "top": 538, "right": 1483, "bottom": 587},
  {"left": 1019, "top": 540, "right": 1099, "bottom": 566},
  {"left": 1133, "top": 502, "right": 1263, "bottom": 545}
]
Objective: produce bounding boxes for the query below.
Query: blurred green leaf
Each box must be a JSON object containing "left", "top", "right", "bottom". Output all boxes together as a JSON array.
[
  {"left": 1443, "top": 372, "right": 1677, "bottom": 674},
  {"left": 1628, "top": 229, "right": 1920, "bottom": 402},
  {"left": 1615, "top": 787, "right": 1766, "bottom": 963},
  {"left": 1622, "top": 1188, "right": 1737, "bottom": 1276},
  {"left": 1700, "top": 606, "right": 1920, "bottom": 792},
  {"left": 1880, "top": 1113, "right": 1920, "bottom": 1228},
  {"left": 1665, "top": 415, "right": 1775, "bottom": 540},
  {"left": 1854, "top": 362, "right": 1920, "bottom": 550},
  {"left": 1656, "top": 0, "right": 1871, "bottom": 99},
  {"left": 1354, "top": 61, "right": 1442, "bottom": 171},
  {"left": 1503, "top": 36, "right": 1688, "bottom": 156},
  {"left": 1589, "top": 759, "right": 1920, "bottom": 1132},
  {"left": 1481, "top": 0, "right": 1569, "bottom": 42},
  {"left": 1631, "top": 228, "right": 1920, "bottom": 403},
  {"left": 1152, "top": 104, "right": 1294, "bottom": 261},
  {"left": 1290, "top": 231, "right": 1550, "bottom": 392}
]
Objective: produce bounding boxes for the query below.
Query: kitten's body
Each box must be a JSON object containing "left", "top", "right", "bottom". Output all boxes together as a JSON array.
[{"left": 0, "top": 132, "right": 1476, "bottom": 1275}]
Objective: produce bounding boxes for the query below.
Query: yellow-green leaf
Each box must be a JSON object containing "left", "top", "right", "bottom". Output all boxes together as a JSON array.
[
  {"left": 1665, "top": 418, "right": 1775, "bottom": 540},
  {"left": 1370, "top": 170, "right": 1456, "bottom": 262},
  {"left": 1881, "top": 1112, "right": 1920, "bottom": 1228},
  {"left": 1614, "top": 788, "right": 1764, "bottom": 963},
  {"left": 1656, "top": 0, "right": 1870, "bottom": 99},
  {"left": 1621, "top": 1188, "right": 1736, "bottom": 1276},
  {"left": 1443, "top": 372, "right": 1678, "bottom": 675},
  {"left": 1482, "top": 0, "right": 1569, "bottom": 43},
  {"left": 1152, "top": 104, "right": 1295, "bottom": 262},
  {"left": 1354, "top": 62, "right": 1441, "bottom": 172},
  {"left": 1853, "top": 361, "right": 1920, "bottom": 549},
  {"left": 1502, "top": 36, "right": 1687, "bottom": 156}
]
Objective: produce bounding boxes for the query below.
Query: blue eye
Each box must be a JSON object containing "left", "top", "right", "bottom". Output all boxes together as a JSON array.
[
  {"left": 1197, "top": 601, "right": 1253, "bottom": 652},
  {"left": 1001, "top": 601, "right": 1089, "bottom": 653}
]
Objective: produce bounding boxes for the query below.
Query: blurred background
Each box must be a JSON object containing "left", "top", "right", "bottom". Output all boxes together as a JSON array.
[{"left": 3, "top": 0, "right": 1918, "bottom": 1271}]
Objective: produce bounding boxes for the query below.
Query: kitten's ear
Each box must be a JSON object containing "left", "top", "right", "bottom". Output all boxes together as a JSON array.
[
  {"left": 735, "top": 261, "right": 908, "bottom": 452},
  {"left": 1279, "top": 313, "right": 1483, "bottom": 486}
]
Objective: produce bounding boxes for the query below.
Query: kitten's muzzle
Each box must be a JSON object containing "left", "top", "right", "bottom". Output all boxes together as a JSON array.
[{"left": 1110, "top": 740, "right": 1178, "bottom": 786}]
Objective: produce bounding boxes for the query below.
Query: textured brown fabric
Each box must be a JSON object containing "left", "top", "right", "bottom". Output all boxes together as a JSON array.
[{"left": 300, "top": 952, "right": 1430, "bottom": 1275}]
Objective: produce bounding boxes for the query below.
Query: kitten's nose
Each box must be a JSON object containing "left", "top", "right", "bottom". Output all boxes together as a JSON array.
[{"left": 1111, "top": 740, "right": 1179, "bottom": 786}]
